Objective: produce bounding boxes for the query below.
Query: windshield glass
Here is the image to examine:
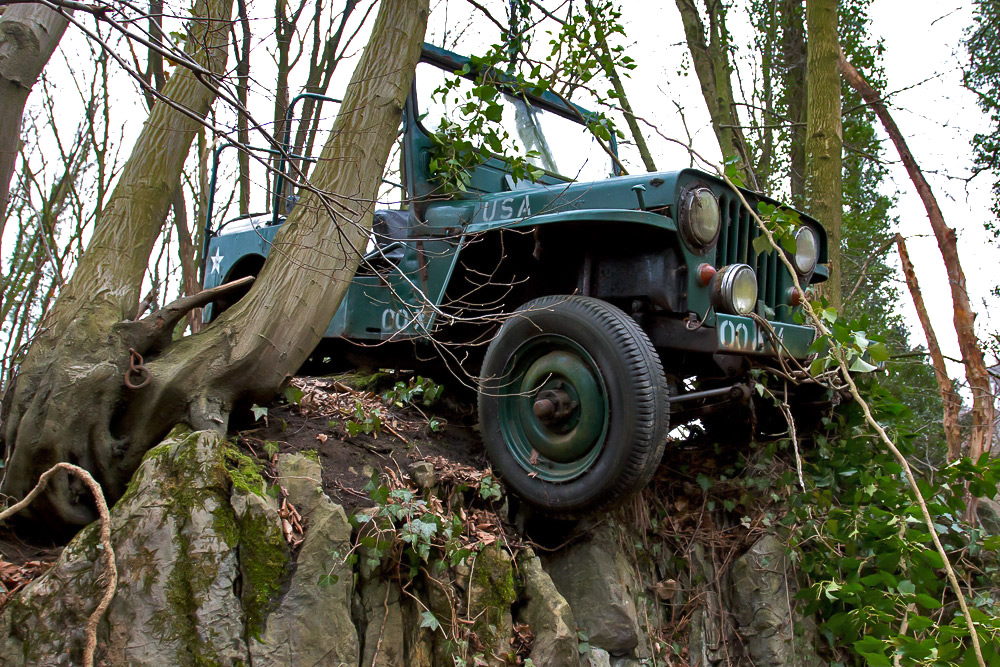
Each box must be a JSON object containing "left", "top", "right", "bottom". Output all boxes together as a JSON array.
[{"left": 415, "top": 61, "right": 615, "bottom": 184}]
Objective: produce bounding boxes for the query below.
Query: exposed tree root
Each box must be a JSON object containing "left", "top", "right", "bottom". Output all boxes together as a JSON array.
[{"left": 0, "top": 463, "right": 116, "bottom": 667}]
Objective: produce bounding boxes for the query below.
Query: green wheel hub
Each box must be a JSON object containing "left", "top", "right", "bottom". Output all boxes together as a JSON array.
[{"left": 497, "top": 335, "right": 609, "bottom": 482}]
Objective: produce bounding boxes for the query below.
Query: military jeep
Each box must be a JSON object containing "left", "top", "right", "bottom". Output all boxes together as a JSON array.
[{"left": 203, "top": 44, "right": 830, "bottom": 516}]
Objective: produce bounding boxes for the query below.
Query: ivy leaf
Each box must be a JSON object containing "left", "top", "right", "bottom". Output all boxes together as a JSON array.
[
  {"left": 752, "top": 234, "right": 772, "bottom": 256},
  {"left": 849, "top": 356, "right": 878, "bottom": 373},
  {"left": 250, "top": 404, "right": 268, "bottom": 422},
  {"left": 915, "top": 593, "right": 943, "bottom": 609},
  {"left": 920, "top": 549, "right": 945, "bottom": 569},
  {"left": 283, "top": 385, "right": 304, "bottom": 405},
  {"left": 420, "top": 610, "right": 441, "bottom": 632},
  {"left": 868, "top": 341, "right": 890, "bottom": 363}
]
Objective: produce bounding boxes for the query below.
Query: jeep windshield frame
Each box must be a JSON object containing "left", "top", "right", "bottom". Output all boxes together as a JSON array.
[{"left": 411, "top": 44, "right": 620, "bottom": 187}]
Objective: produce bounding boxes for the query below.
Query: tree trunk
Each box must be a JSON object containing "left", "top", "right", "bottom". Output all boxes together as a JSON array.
[
  {"left": 840, "top": 53, "right": 995, "bottom": 462},
  {"left": 1, "top": 0, "right": 236, "bottom": 528},
  {"left": 0, "top": 3, "right": 69, "bottom": 237},
  {"left": 584, "top": 0, "right": 656, "bottom": 173},
  {"left": 780, "top": 0, "right": 806, "bottom": 205},
  {"left": 235, "top": 0, "right": 252, "bottom": 216},
  {"left": 675, "top": 0, "right": 758, "bottom": 189},
  {"left": 896, "top": 234, "right": 963, "bottom": 461},
  {"left": 804, "top": 0, "right": 842, "bottom": 312},
  {"left": 1, "top": 0, "right": 429, "bottom": 533}
]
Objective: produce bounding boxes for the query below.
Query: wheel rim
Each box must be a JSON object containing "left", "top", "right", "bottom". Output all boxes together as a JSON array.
[{"left": 496, "top": 335, "right": 609, "bottom": 482}]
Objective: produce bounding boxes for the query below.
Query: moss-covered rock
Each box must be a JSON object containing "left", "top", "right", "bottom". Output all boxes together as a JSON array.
[
  {"left": 517, "top": 548, "right": 581, "bottom": 667},
  {"left": 468, "top": 543, "right": 516, "bottom": 665},
  {"left": 729, "top": 535, "right": 822, "bottom": 667},
  {"left": 248, "top": 454, "right": 358, "bottom": 667},
  {"left": 230, "top": 488, "right": 289, "bottom": 640},
  {"left": 0, "top": 428, "right": 250, "bottom": 666}
]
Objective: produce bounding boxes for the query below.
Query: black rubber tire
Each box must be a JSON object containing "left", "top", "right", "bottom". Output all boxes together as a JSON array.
[{"left": 478, "top": 295, "right": 669, "bottom": 516}]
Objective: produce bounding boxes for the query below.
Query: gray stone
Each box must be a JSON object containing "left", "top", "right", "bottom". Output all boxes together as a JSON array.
[
  {"left": 0, "top": 429, "right": 249, "bottom": 666},
  {"left": 687, "top": 542, "right": 725, "bottom": 667},
  {"left": 275, "top": 452, "right": 325, "bottom": 515},
  {"left": 517, "top": 549, "right": 582, "bottom": 667},
  {"left": 587, "top": 647, "right": 612, "bottom": 667},
  {"left": 401, "top": 594, "right": 435, "bottom": 667},
  {"left": 360, "top": 580, "right": 405, "bottom": 667},
  {"left": 545, "top": 524, "right": 642, "bottom": 654},
  {"left": 250, "top": 454, "right": 359, "bottom": 667},
  {"left": 408, "top": 461, "right": 437, "bottom": 489},
  {"left": 729, "top": 535, "right": 821, "bottom": 667}
]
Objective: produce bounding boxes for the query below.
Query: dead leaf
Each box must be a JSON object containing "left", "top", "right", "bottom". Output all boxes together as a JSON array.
[{"left": 316, "top": 433, "right": 328, "bottom": 444}]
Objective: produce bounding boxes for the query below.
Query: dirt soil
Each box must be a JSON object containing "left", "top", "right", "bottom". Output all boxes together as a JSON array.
[{"left": 238, "top": 372, "right": 491, "bottom": 514}]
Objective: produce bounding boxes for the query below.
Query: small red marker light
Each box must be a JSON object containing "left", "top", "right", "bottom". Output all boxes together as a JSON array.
[
  {"left": 787, "top": 287, "right": 804, "bottom": 307},
  {"left": 697, "top": 263, "right": 717, "bottom": 286}
]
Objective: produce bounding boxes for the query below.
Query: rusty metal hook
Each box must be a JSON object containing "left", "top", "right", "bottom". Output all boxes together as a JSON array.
[{"left": 124, "top": 347, "right": 151, "bottom": 390}]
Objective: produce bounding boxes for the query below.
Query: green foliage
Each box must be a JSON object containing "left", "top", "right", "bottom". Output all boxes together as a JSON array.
[
  {"left": 786, "top": 395, "right": 1000, "bottom": 664},
  {"left": 283, "top": 385, "right": 304, "bottom": 406},
  {"left": 420, "top": 610, "right": 442, "bottom": 633},
  {"left": 479, "top": 474, "right": 502, "bottom": 501},
  {"left": 380, "top": 376, "right": 443, "bottom": 408},
  {"left": 350, "top": 473, "right": 478, "bottom": 579},
  {"left": 425, "top": 2, "right": 631, "bottom": 191},
  {"left": 345, "top": 398, "right": 382, "bottom": 438},
  {"left": 250, "top": 404, "right": 268, "bottom": 423},
  {"left": 380, "top": 375, "right": 445, "bottom": 433}
]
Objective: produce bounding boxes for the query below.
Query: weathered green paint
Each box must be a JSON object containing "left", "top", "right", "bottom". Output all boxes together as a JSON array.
[
  {"left": 204, "top": 43, "right": 827, "bottom": 360},
  {"left": 497, "top": 336, "right": 610, "bottom": 482}
]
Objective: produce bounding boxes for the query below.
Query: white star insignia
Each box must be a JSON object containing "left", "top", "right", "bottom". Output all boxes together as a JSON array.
[{"left": 210, "top": 248, "right": 224, "bottom": 276}]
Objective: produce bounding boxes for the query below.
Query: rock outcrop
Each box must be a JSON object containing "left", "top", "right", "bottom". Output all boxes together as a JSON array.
[{"left": 0, "top": 430, "right": 824, "bottom": 667}]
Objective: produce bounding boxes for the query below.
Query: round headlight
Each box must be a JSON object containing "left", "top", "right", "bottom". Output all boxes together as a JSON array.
[
  {"left": 681, "top": 186, "right": 721, "bottom": 249},
  {"left": 794, "top": 226, "right": 819, "bottom": 275},
  {"left": 710, "top": 264, "right": 758, "bottom": 315}
]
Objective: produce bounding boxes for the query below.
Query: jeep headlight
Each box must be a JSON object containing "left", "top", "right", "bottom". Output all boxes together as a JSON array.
[
  {"left": 794, "top": 226, "right": 819, "bottom": 275},
  {"left": 710, "top": 264, "right": 758, "bottom": 315},
  {"left": 680, "top": 186, "right": 721, "bottom": 251}
]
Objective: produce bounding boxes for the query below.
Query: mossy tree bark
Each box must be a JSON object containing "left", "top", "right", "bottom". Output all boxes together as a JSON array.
[
  {"left": 804, "top": 0, "right": 842, "bottom": 312},
  {"left": 0, "top": 0, "right": 430, "bottom": 533}
]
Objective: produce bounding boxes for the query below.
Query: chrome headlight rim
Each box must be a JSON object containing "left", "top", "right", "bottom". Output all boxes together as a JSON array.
[
  {"left": 710, "top": 263, "right": 758, "bottom": 315},
  {"left": 678, "top": 184, "right": 722, "bottom": 255},
  {"left": 793, "top": 226, "right": 819, "bottom": 276}
]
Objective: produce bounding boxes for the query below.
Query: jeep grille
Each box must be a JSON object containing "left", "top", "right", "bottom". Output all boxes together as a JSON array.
[{"left": 716, "top": 192, "right": 783, "bottom": 317}]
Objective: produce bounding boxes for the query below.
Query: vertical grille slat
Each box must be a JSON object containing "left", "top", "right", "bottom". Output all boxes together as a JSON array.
[
  {"left": 768, "top": 247, "right": 779, "bottom": 306},
  {"left": 718, "top": 194, "right": 731, "bottom": 263},
  {"left": 731, "top": 201, "right": 740, "bottom": 264},
  {"left": 738, "top": 208, "right": 750, "bottom": 265},
  {"left": 711, "top": 191, "right": 790, "bottom": 318}
]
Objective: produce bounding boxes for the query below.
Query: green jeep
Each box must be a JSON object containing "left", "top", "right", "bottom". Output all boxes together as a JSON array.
[{"left": 202, "top": 44, "right": 830, "bottom": 516}]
